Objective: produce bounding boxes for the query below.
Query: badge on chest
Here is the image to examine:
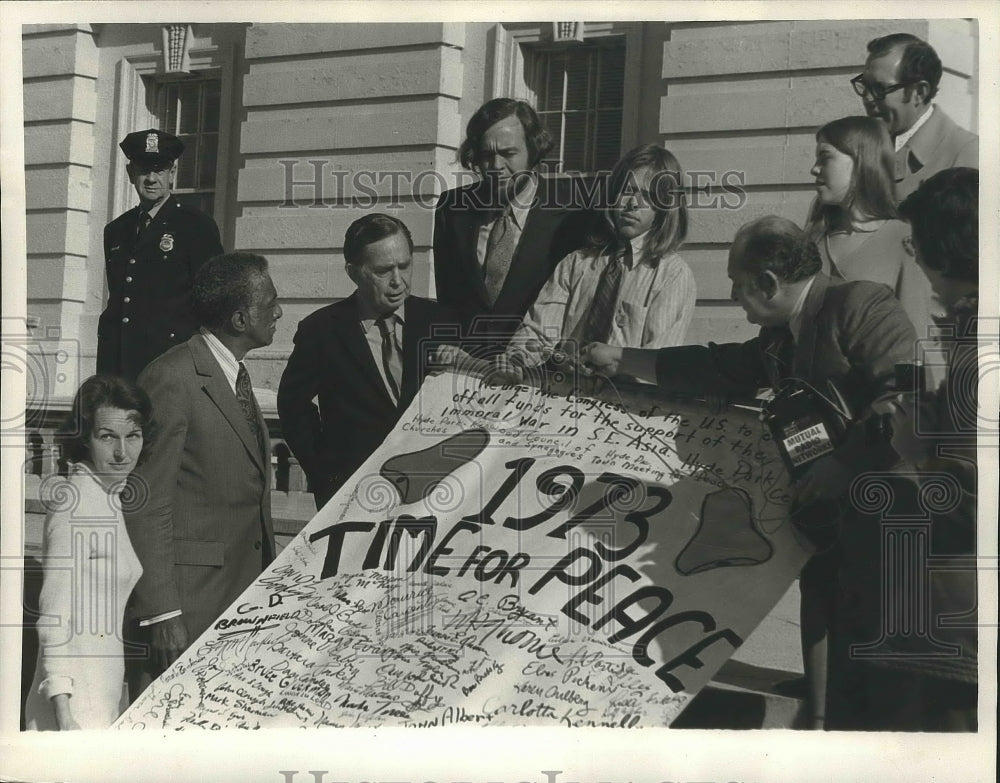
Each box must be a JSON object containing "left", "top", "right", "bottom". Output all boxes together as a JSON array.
[{"left": 159, "top": 233, "right": 175, "bottom": 253}]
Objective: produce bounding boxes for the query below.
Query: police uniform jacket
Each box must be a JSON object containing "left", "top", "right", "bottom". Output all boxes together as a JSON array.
[{"left": 97, "top": 198, "right": 222, "bottom": 380}]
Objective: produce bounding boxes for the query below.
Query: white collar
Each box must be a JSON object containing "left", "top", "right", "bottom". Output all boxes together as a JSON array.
[
  {"left": 894, "top": 104, "right": 934, "bottom": 152},
  {"left": 504, "top": 174, "right": 538, "bottom": 229},
  {"left": 199, "top": 327, "right": 242, "bottom": 392},
  {"left": 360, "top": 305, "right": 406, "bottom": 334},
  {"left": 141, "top": 196, "right": 172, "bottom": 220},
  {"left": 787, "top": 276, "right": 817, "bottom": 343},
  {"left": 627, "top": 230, "right": 649, "bottom": 265}
]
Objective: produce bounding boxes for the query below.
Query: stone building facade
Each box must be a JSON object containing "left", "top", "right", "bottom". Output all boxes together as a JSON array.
[{"left": 21, "top": 20, "right": 979, "bottom": 398}]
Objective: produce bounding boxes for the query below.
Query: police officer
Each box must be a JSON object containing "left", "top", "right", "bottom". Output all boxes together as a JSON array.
[{"left": 97, "top": 129, "right": 223, "bottom": 380}]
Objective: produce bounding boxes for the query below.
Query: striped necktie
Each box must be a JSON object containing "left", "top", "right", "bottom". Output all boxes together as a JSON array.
[
  {"left": 376, "top": 315, "right": 402, "bottom": 404},
  {"left": 581, "top": 243, "right": 630, "bottom": 345},
  {"left": 483, "top": 207, "right": 517, "bottom": 306}
]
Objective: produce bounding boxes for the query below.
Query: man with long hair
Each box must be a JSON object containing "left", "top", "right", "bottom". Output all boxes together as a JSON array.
[{"left": 433, "top": 98, "right": 594, "bottom": 353}]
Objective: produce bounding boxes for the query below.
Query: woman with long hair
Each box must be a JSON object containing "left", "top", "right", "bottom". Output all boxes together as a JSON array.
[
  {"left": 500, "top": 143, "right": 696, "bottom": 375},
  {"left": 815, "top": 169, "right": 980, "bottom": 730},
  {"left": 805, "top": 116, "right": 936, "bottom": 344},
  {"left": 24, "top": 375, "right": 153, "bottom": 729},
  {"left": 798, "top": 117, "right": 937, "bottom": 727}
]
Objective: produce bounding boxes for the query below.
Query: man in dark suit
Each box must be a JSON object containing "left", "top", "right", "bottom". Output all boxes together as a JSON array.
[
  {"left": 97, "top": 128, "right": 223, "bottom": 380},
  {"left": 583, "top": 214, "right": 916, "bottom": 500},
  {"left": 853, "top": 33, "right": 978, "bottom": 199},
  {"left": 278, "top": 214, "right": 455, "bottom": 510},
  {"left": 583, "top": 215, "right": 918, "bottom": 730},
  {"left": 433, "top": 98, "right": 592, "bottom": 353},
  {"left": 126, "top": 252, "right": 280, "bottom": 690}
]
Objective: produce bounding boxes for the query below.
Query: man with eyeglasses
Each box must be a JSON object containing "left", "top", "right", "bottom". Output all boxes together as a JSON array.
[{"left": 853, "top": 33, "right": 978, "bottom": 199}]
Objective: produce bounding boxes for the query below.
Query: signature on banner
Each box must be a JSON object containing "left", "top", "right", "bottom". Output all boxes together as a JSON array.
[{"left": 116, "top": 372, "right": 806, "bottom": 729}]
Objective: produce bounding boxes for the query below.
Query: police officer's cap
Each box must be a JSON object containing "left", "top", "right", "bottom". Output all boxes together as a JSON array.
[{"left": 120, "top": 129, "right": 184, "bottom": 166}]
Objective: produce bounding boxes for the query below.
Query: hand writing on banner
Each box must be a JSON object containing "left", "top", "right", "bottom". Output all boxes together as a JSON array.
[
  {"left": 431, "top": 344, "right": 494, "bottom": 378},
  {"left": 431, "top": 343, "right": 461, "bottom": 367},
  {"left": 579, "top": 344, "right": 661, "bottom": 386}
]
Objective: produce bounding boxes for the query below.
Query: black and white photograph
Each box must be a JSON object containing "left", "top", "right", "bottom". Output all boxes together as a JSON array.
[{"left": 1, "top": 2, "right": 996, "bottom": 781}]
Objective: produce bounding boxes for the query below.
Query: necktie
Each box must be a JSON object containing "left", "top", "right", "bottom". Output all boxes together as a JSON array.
[
  {"left": 136, "top": 211, "right": 152, "bottom": 239},
  {"left": 580, "top": 243, "right": 629, "bottom": 345},
  {"left": 483, "top": 207, "right": 517, "bottom": 306},
  {"left": 235, "top": 362, "right": 264, "bottom": 455},
  {"left": 376, "top": 315, "right": 402, "bottom": 404}
]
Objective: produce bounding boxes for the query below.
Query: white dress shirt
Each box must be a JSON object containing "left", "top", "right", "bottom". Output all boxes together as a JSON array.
[
  {"left": 199, "top": 327, "right": 242, "bottom": 393},
  {"left": 508, "top": 231, "right": 697, "bottom": 367},
  {"left": 360, "top": 306, "right": 405, "bottom": 403},
  {"left": 894, "top": 104, "right": 934, "bottom": 152},
  {"left": 787, "top": 276, "right": 817, "bottom": 344},
  {"left": 475, "top": 175, "right": 538, "bottom": 269}
]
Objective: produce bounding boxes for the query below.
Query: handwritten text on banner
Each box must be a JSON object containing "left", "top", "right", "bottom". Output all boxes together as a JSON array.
[{"left": 116, "top": 371, "right": 809, "bottom": 729}]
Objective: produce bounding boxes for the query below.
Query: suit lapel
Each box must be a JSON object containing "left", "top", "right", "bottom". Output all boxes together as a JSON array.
[
  {"left": 189, "top": 334, "right": 266, "bottom": 475},
  {"left": 902, "top": 108, "right": 941, "bottom": 177},
  {"left": 499, "top": 201, "right": 542, "bottom": 300},
  {"left": 110, "top": 207, "right": 142, "bottom": 254},
  {"left": 494, "top": 177, "right": 561, "bottom": 310},
  {"left": 400, "top": 298, "right": 431, "bottom": 402},
  {"left": 454, "top": 190, "right": 491, "bottom": 306},
  {"left": 896, "top": 108, "right": 947, "bottom": 179}
]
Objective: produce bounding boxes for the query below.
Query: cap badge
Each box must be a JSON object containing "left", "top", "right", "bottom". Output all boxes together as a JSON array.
[
  {"left": 159, "top": 233, "right": 175, "bottom": 253},
  {"left": 145, "top": 132, "right": 159, "bottom": 153}
]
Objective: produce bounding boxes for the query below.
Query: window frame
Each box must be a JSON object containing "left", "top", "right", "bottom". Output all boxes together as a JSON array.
[
  {"left": 148, "top": 70, "right": 224, "bottom": 218},
  {"left": 528, "top": 37, "right": 628, "bottom": 175},
  {"left": 110, "top": 37, "right": 235, "bottom": 232},
  {"left": 487, "top": 21, "right": 641, "bottom": 176}
]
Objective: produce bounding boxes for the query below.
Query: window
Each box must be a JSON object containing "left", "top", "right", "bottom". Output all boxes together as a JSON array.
[
  {"left": 149, "top": 72, "right": 222, "bottom": 216},
  {"left": 528, "top": 39, "right": 626, "bottom": 175}
]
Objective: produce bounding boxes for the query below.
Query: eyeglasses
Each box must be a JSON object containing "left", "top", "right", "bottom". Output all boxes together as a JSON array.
[{"left": 850, "top": 74, "right": 914, "bottom": 102}]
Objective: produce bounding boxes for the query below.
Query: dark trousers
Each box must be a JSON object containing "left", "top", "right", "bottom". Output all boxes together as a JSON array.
[{"left": 826, "top": 655, "right": 977, "bottom": 731}]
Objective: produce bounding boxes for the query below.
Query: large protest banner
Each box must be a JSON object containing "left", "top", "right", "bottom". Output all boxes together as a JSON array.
[{"left": 116, "top": 370, "right": 810, "bottom": 729}]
